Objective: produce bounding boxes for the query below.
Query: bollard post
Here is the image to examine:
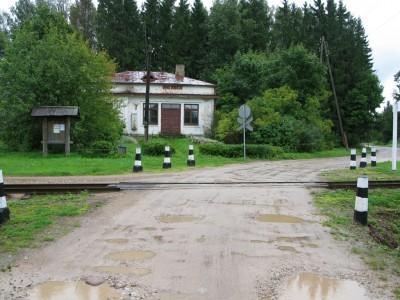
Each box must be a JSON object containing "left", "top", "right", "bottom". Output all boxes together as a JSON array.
[
  {"left": 349, "top": 149, "right": 356, "bottom": 170},
  {"left": 187, "top": 145, "right": 195, "bottom": 166},
  {"left": 354, "top": 176, "right": 368, "bottom": 225},
  {"left": 359, "top": 147, "right": 367, "bottom": 168},
  {"left": 133, "top": 147, "right": 143, "bottom": 172},
  {"left": 371, "top": 147, "right": 377, "bottom": 167},
  {"left": 163, "top": 146, "right": 171, "bottom": 168},
  {"left": 0, "top": 170, "right": 10, "bottom": 224}
]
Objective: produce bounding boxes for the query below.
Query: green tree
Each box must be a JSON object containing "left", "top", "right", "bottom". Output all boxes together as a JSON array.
[
  {"left": 213, "top": 51, "right": 269, "bottom": 106},
  {"left": 204, "top": 0, "right": 242, "bottom": 80},
  {"left": 188, "top": 0, "right": 208, "bottom": 78},
  {"left": 264, "top": 45, "right": 329, "bottom": 107},
  {"left": 271, "top": 0, "right": 302, "bottom": 50},
  {"left": 9, "top": 0, "right": 36, "bottom": 27},
  {"left": 69, "top": 0, "right": 97, "bottom": 48},
  {"left": 239, "top": 0, "right": 272, "bottom": 52},
  {"left": 156, "top": 0, "right": 175, "bottom": 71},
  {"left": 170, "top": 0, "right": 191, "bottom": 68},
  {"left": 0, "top": 6, "right": 123, "bottom": 150},
  {"left": 96, "top": 0, "right": 143, "bottom": 70}
]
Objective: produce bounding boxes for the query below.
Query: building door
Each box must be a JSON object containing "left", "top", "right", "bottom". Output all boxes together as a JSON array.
[{"left": 161, "top": 104, "right": 181, "bottom": 135}]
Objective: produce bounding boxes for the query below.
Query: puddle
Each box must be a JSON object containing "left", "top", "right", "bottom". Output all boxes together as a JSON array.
[
  {"left": 158, "top": 216, "right": 204, "bottom": 223},
  {"left": 276, "top": 236, "right": 309, "bottom": 243},
  {"left": 277, "top": 246, "right": 299, "bottom": 253},
  {"left": 96, "top": 266, "right": 150, "bottom": 276},
  {"left": 162, "top": 227, "right": 173, "bottom": 231},
  {"left": 106, "top": 250, "right": 156, "bottom": 260},
  {"left": 143, "top": 227, "right": 156, "bottom": 231},
  {"left": 197, "top": 236, "right": 205, "bottom": 243},
  {"left": 257, "top": 214, "right": 304, "bottom": 223},
  {"left": 29, "top": 281, "right": 121, "bottom": 300},
  {"left": 153, "top": 235, "right": 164, "bottom": 242},
  {"left": 104, "top": 238, "right": 128, "bottom": 244},
  {"left": 280, "top": 273, "right": 369, "bottom": 300}
]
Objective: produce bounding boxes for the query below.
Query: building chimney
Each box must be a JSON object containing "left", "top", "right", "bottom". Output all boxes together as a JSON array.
[{"left": 175, "top": 64, "right": 185, "bottom": 78}]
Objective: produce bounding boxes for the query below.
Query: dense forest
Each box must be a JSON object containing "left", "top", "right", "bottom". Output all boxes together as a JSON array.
[{"left": 0, "top": 0, "right": 397, "bottom": 151}]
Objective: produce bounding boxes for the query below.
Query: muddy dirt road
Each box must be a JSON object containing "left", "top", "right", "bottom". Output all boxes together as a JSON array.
[{"left": 1, "top": 147, "right": 399, "bottom": 299}]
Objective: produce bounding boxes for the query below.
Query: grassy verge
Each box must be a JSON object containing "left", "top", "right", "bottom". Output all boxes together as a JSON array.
[
  {"left": 0, "top": 137, "right": 349, "bottom": 176},
  {"left": 314, "top": 170, "right": 400, "bottom": 297},
  {"left": 0, "top": 192, "right": 104, "bottom": 269},
  {"left": 322, "top": 161, "right": 400, "bottom": 181}
]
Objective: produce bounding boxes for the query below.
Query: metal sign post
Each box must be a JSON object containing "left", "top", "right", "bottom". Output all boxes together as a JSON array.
[
  {"left": 392, "top": 102, "right": 399, "bottom": 171},
  {"left": 237, "top": 104, "right": 253, "bottom": 159}
]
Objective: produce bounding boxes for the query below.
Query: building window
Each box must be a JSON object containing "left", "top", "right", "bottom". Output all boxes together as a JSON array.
[
  {"left": 184, "top": 104, "right": 199, "bottom": 126},
  {"left": 143, "top": 103, "right": 158, "bottom": 125}
]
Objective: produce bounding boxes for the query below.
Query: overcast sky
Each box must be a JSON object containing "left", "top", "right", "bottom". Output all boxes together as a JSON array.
[{"left": 0, "top": 0, "right": 399, "bottom": 107}]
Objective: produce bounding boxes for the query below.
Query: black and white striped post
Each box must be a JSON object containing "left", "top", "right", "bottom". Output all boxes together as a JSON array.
[
  {"left": 133, "top": 147, "right": 143, "bottom": 172},
  {"left": 0, "top": 170, "right": 10, "bottom": 224},
  {"left": 163, "top": 146, "right": 171, "bottom": 168},
  {"left": 354, "top": 176, "right": 368, "bottom": 225},
  {"left": 371, "top": 147, "right": 377, "bottom": 167},
  {"left": 350, "top": 149, "right": 357, "bottom": 170},
  {"left": 187, "top": 145, "right": 195, "bottom": 166},
  {"left": 359, "top": 147, "right": 367, "bottom": 168}
]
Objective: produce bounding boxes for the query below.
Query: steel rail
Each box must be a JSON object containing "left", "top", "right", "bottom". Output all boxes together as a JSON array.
[
  {"left": 4, "top": 180, "right": 400, "bottom": 194},
  {"left": 4, "top": 183, "right": 120, "bottom": 194}
]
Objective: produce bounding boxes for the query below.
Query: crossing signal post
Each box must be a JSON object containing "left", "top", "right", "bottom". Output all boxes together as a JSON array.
[{"left": 237, "top": 104, "right": 253, "bottom": 159}]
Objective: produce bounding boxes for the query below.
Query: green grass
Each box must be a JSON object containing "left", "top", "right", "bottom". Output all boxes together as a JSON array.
[
  {"left": 0, "top": 137, "right": 350, "bottom": 176},
  {"left": 313, "top": 185, "right": 400, "bottom": 297},
  {"left": 322, "top": 161, "right": 400, "bottom": 181},
  {"left": 276, "top": 147, "right": 349, "bottom": 160},
  {"left": 0, "top": 192, "right": 99, "bottom": 253}
]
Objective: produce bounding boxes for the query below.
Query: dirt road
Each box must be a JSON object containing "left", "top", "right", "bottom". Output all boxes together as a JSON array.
[{"left": 1, "top": 147, "right": 398, "bottom": 299}]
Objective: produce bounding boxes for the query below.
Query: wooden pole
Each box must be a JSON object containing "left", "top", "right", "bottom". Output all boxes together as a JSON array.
[
  {"left": 65, "top": 116, "right": 71, "bottom": 155},
  {"left": 321, "top": 36, "right": 348, "bottom": 149},
  {"left": 42, "top": 117, "right": 48, "bottom": 157}
]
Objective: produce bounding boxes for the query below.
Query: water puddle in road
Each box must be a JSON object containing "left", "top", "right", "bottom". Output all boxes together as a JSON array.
[
  {"left": 96, "top": 266, "right": 150, "bottom": 276},
  {"left": 162, "top": 227, "right": 173, "bottom": 231},
  {"left": 280, "top": 273, "right": 369, "bottom": 300},
  {"left": 106, "top": 250, "right": 156, "bottom": 261},
  {"left": 276, "top": 236, "right": 310, "bottom": 242},
  {"left": 29, "top": 281, "right": 121, "bottom": 300},
  {"left": 197, "top": 236, "right": 206, "bottom": 243},
  {"left": 257, "top": 214, "right": 304, "bottom": 223},
  {"left": 143, "top": 227, "right": 157, "bottom": 231},
  {"left": 104, "top": 238, "right": 128, "bottom": 244},
  {"left": 158, "top": 216, "right": 204, "bottom": 223},
  {"left": 277, "top": 246, "right": 299, "bottom": 253}
]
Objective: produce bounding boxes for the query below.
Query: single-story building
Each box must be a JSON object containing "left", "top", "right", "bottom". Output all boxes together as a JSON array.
[{"left": 111, "top": 65, "right": 217, "bottom": 136}]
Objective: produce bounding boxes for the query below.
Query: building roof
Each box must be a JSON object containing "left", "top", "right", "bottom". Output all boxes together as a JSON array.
[
  {"left": 112, "top": 71, "right": 216, "bottom": 87},
  {"left": 31, "top": 106, "right": 79, "bottom": 117}
]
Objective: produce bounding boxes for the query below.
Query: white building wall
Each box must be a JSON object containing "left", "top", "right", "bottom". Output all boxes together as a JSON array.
[{"left": 118, "top": 96, "right": 214, "bottom": 136}]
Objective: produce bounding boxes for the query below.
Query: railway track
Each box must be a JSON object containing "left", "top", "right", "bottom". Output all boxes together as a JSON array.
[{"left": 4, "top": 180, "right": 400, "bottom": 194}]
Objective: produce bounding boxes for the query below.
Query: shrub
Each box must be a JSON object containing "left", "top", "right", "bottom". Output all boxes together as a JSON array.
[
  {"left": 188, "top": 135, "right": 220, "bottom": 144},
  {"left": 250, "top": 116, "right": 323, "bottom": 153},
  {"left": 118, "top": 135, "right": 138, "bottom": 144},
  {"left": 81, "top": 140, "right": 114, "bottom": 158},
  {"left": 199, "top": 143, "right": 283, "bottom": 158},
  {"left": 141, "top": 141, "right": 176, "bottom": 156}
]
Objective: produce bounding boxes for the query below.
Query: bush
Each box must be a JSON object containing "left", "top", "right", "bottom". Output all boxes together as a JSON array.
[
  {"left": 80, "top": 140, "right": 114, "bottom": 158},
  {"left": 188, "top": 135, "right": 220, "bottom": 144},
  {"left": 141, "top": 141, "right": 176, "bottom": 156},
  {"left": 199, "top": 143, "right": 283, "bottom": 158},
  {"left": 250, "top": 116, "right": 323, "bottom": 152}
]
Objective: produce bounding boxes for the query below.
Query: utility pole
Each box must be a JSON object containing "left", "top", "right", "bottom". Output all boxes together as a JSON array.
[
  {"left": 144, "top": 42, "right": 152, "bottom": 141},
  {"left": 320, "top": 36, "right": 348, "bottom": 149}
]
